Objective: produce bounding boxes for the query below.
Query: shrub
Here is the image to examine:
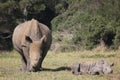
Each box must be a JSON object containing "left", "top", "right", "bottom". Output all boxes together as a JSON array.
[{"left": 52, "top": 0, "right": 120, "bottom": 51}]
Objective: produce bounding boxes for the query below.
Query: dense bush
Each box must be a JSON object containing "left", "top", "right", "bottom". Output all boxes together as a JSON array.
[
  {"left": 52, "top": 0, "right": 120, "bottom": 51},
  {"left": 0, "top": 0, "right": 120, "bottom": 51},
  {"left": 0, "top": 0, "right": 57, "bottom": 50}
]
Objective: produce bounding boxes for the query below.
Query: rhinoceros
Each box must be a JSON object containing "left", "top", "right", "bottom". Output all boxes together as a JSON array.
[
  {"left": 71, "top": 60, "right": 114, "bottom": 75},
  {"left": 12, "top": 19, "right": 52, "bottom": 72}
]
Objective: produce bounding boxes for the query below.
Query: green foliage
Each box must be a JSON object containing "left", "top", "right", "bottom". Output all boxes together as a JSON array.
[
  {"left": 19, "top": 0, "right": 46, "bottom": 14},
  {"left": 0, "top": 0, "right": 120, "bottom": 51},
  {"left": 52, "top": 0, "right": 120, "bottom": 50},
  {"left": 0, "top": 0, "right": 56, "bottom": 50}
]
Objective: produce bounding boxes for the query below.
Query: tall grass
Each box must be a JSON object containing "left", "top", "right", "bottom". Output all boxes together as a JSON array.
[{"left": 0, "top": 50, "right": 120, "bottom": 80}]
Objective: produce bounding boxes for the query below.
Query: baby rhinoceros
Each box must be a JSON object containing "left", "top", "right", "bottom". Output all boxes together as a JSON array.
[{"left": 71, "top": 60, "right": 114, "bottom": 75}]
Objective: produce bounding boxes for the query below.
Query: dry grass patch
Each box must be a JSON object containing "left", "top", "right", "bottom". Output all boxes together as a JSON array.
[{"left": 0, "top": 50, "right": 120, "bottom": 80}]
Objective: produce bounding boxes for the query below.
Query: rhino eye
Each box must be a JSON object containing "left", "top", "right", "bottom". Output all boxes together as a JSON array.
[
  {"left": 105, "top": 68, "right": 108, "bottom": 70},
  {"left": 104, "top": 68, "right": 108, "bottom": 71},
  {"left": 25, "top": 36, "right": 32, "bottom": 43}
]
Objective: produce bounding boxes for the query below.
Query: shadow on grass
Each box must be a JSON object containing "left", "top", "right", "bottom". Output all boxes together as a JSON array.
[{"left": 42, "top": 66, "right": 71, "bottom": 72}]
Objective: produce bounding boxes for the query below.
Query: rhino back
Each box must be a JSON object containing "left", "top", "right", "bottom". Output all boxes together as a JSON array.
[{"left": 80, "top": 62, "right": 96, "bottom": 74}]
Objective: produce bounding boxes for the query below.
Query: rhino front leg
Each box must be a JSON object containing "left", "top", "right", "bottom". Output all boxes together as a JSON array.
[
  {"left": 39, "top": 48, "right": 48, "bottom": 70},
  {"left": 20, "top": 54, "right": 27, "bottom": 71},
  {"left": 90, "top": 67, "right": 104, "bottom": 75},
  {"left": 14, "top": 47, "right": 27, "bottom": 71},
  {"left": 22, "top": 47, "right": 31, "bottom": 71}
]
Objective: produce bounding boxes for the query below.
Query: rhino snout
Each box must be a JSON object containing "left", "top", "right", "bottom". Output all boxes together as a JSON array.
[
  {"left": 29, "top": 58, "right": 41, "bottom": 72},
  {"left": 31, "top": 60, "right": 38, "bottom": 66},
  {"left": 103, "top": 67, "right": 113, "bottom": 74},
  {"left": 29, "top": 66, "right": 41, "bottom": 72}
]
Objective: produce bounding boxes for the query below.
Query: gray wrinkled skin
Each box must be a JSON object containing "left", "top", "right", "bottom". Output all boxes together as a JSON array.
[
  {"left": 71, "top": 63, "right": 80, "bottom": 75},
  {"left": 71, "top": 60, "right": 114, "bottom": 75},
  {"left": 12, "top": 19, "right": 52, "bottom": 72}
]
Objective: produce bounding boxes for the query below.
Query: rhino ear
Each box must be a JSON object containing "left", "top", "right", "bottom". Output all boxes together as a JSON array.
[
  {"left": 25, "top": 36, "right": 32, "bottom": 43},
  {"left": 99, "top": 60, "right": 105, "bottom": 64},
  {"left": 110, "top": 63, "right": 114, "bottom": 67},
  {"left": 40, "top": 35, "right": 46, "bottom": 43}
]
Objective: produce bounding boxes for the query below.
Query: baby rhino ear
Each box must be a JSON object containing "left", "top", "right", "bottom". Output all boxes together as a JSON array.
[{"left": 110, "top": 63, "right": 114, "bottom": 67}]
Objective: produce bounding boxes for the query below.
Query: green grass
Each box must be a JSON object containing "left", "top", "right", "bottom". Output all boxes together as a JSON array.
[{"left": 0, "top": 50, "right": 120, "bottom": 80}]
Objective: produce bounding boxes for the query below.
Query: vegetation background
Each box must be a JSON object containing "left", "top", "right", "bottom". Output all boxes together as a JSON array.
[{"left": 0, "top": 0, "right": 120, "bottom": 51}]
